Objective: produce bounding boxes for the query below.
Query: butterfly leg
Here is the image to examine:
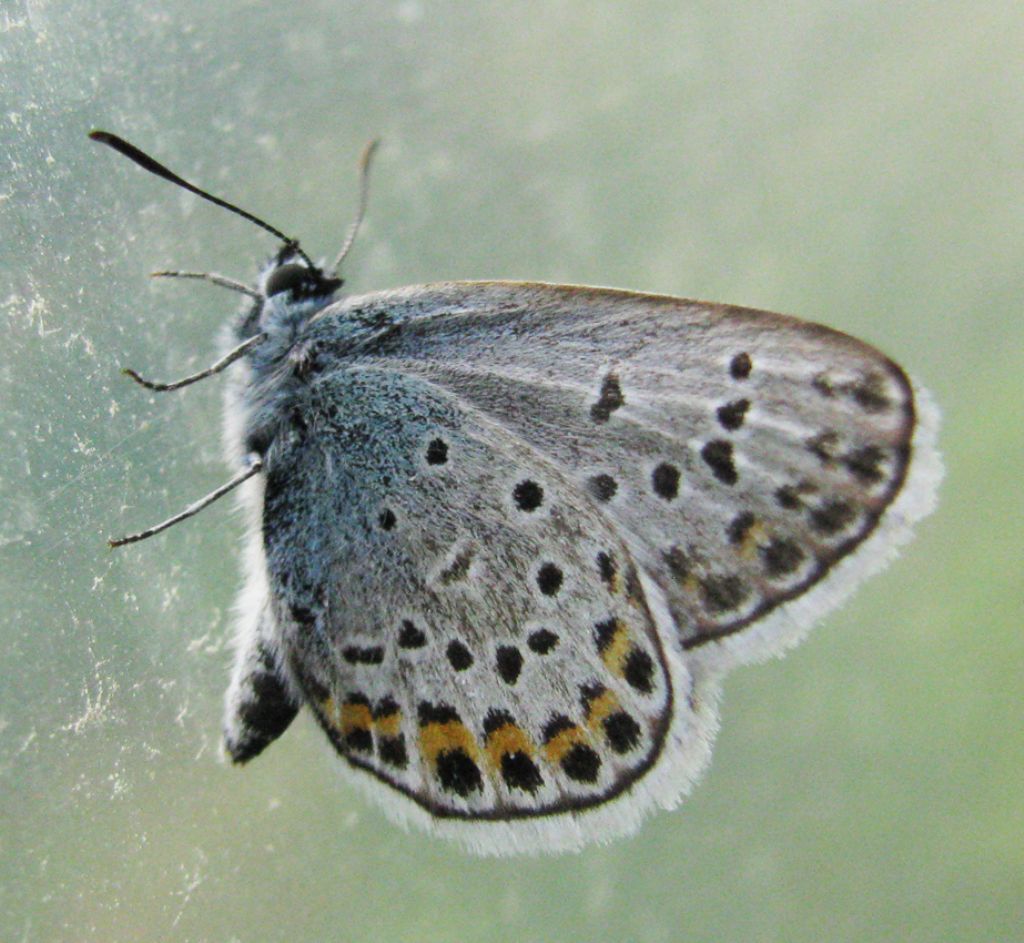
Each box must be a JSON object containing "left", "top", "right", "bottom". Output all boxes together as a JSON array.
[
  {"left": 150, "top": 269, "right": 259, "bottom": 299},
  {"left": 121, "top": 332, "right": 266, "bottom": 392},
  {"left": 223, "top": 606, "right": 300, "bottom": 763}
]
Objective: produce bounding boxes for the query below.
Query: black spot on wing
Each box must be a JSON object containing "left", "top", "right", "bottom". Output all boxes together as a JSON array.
[
  {"left": 596, "top": 551, "right": 617, "bottom": 589},
  {"left": 730, "top": 352, "right": 752, "bottom": 379},
  {"left": 379, "top": 736, "right": 408, "bottom": 769},
  {"left": 843, "top": 445, "right": 886, "bottom": 485},
  {"left": 561, "top": 744, "right": 601, "bottom": 783},
  {"left": 398, "top": 620, "right": 427, "bottom": 648},
  {"left": 651, "top": 462, "right": 681, "bottom": 501},
  {"left": 586, "top": 473, "right": 618, "bottom": 502},
  {"left": 717, "top": 398, "right": 750, "bottom": 431},
  {"left": 775, "top": 485, "right": 804, "bottom": 510},
  {"left": 513, "top": 479, "right": 544, "bottom": 511},
  {"left": 807, "top": 430, "right": 840, "bottom": 464},
  {"left": 436, "top": 750, "right": 483, "bottom": 796},
  {"left": 446, "top": 639, "right": 474, "bottom": 671},
  {"left": 501, "top": 752, "right": 543, "bottom": 793},
  {"left": 418, "top": 702, "right": 459, "bottom": 725},
  {"left": 810, "top": 498, "right": 857, "bottom": 535},
  {"left": 623, "top": 648, "right": 656, "bottom": 694},
  {"left": 603, "top": 712, "right": 642, "bottom": 754},
  {"left": 760, "top": 537, "right": 806, "bottom": 577},
  {"left": 425, "top": 438, "right": 448, "bottom": 465},
  {"left": 536, "top": 562, "right": 564, "bottom": 596},
  {"left": 590, "top": 373, "right": 624, "bottom": 423},
  {"left": 342, "top": 645, "right": 385, "bottom": 665},
  {"left": 726, "top": 511, "right": 756, "bottom": 545},
  {"left": 700, "top": 574, "right": 749, "bottom": 614},
  {"left": 662, "top": 545, "right": 692, "bottom": 582},
  {"left": 702, "top": 440, "right": 738, "bottom": 485},
  {"left": 495, "top": 646, "right": 523, "bottom": 685},
  {"left": 527, "top": 629, "right": 559, "bottom": 654}
]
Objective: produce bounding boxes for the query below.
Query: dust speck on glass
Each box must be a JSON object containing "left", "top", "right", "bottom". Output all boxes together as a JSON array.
[{"left": 92, "top": 130, "right": 942, "bottom": 856}]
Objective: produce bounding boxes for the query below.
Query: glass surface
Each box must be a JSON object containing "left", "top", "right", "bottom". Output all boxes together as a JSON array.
[{"left": 1, "top": 2, "right": 1021, "bottom": 940}]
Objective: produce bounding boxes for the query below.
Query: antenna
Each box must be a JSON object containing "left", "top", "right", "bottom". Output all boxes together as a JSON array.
[
  {"left": 331, "top": 138, "right": 380, "bottom": 275},
  {"left": 89, "top": 130, "right": 315, "bottom": 270}
]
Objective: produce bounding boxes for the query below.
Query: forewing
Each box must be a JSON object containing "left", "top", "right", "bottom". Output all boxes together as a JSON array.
[
  {"left": 323, "top": 281, "right": 928, "bottom": 656},
  {"left": 260, "top": 364, "right": 678, "bottom": 822}
]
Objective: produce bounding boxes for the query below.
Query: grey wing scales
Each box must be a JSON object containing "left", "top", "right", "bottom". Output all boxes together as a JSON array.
[
  {"left": 323, "top": 281, "right": 937, "bottom": 663},
  {"left": 258, "top": 364, "right": 678, "bottom": 821}
]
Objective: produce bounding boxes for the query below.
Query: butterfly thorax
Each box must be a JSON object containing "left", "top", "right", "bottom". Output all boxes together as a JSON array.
[
  {"left": 231, "top": 263, "right": 406, "bottom": 467},
  {"left": 224, "top": 256, "right": 343, "bottom": 460}
]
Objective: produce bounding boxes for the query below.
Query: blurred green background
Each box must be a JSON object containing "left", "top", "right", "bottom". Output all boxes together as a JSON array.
[{"left": 1, "top": 2, "right": 1021, "bottom": 941}]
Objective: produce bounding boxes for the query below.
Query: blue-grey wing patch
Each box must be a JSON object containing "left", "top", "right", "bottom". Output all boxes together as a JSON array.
[{"left": 259, "top": 364, "right": 677, "bottom": 820}]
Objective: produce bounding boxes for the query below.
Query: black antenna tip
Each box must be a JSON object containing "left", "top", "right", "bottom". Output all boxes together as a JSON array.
[
  {"left": 87, "top": 128, "right": 313, "bottom": 268},
  {"left": 88, "top": 130, "right": 151, "bottom": 165}
]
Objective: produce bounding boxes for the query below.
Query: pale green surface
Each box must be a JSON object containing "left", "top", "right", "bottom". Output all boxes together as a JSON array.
[{"left": 1, "top": 2, "right": 1021, "bottom": 941}]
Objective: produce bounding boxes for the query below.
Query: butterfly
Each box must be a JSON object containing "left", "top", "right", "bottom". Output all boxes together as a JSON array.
[{"left": 92, "top": 130, "right": 941, "bottom": 855}]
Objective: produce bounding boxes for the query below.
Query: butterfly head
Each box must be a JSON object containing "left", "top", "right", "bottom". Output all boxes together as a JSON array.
[
  {"left": 248, "top": 246, "right": 345, "bottom": 346},
  {"left": 261, "top": 244, "right": 344, "bottom": 303}
]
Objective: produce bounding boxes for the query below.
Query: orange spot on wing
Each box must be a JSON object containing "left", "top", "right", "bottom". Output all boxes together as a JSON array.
[
  {"left": 340, "top": 701, "right": 372, "bottom": 735},
  {"left": 419, "top": 721, "right": 479, "bottom": 767},
  {"left": 484, "top": 723, "right": 535, "bottom": 771},
  {"left": 320, "top": 696, "right": 339, "bottom": 726},
  {"left": 584, "top": 689, "right": 620, "bottom": 730},
  {"left": 542, "top": 725, "right": 587, "bottom": 764},
  {"left": 738, "top": 521, "right": 768, "bottom": 558},
  {"left": 601, "top": 620, "right": 632, "bottom": 677},
  {"left": 374, "top": 708, "right": 402, "bottom": 738}
]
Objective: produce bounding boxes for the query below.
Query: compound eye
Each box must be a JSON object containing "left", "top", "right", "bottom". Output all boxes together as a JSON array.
[{"left": 264, "top": 263, "right": 311, "bottom": 297}]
